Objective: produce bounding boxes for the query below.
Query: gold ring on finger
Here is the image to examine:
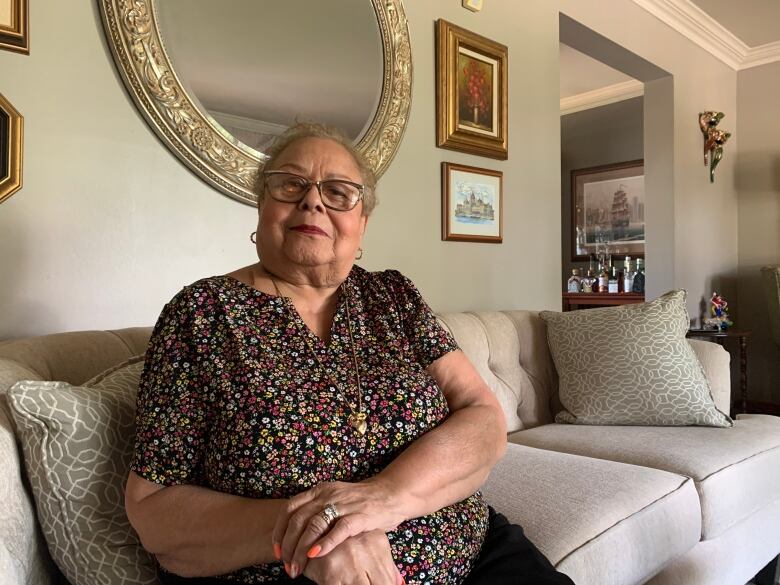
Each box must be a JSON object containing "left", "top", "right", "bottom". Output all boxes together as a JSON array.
[{"left": 319, "top": 503, "right": 339, "bottom": 526}]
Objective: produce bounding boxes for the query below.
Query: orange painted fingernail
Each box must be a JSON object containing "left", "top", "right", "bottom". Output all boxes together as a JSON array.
[
  {"left": 307, "top": 544, "right": 322, "bottom": 558},
  {"left": 273, "top": 543, "right": 282, "bottom": 560},
  {"left": 284, "top": 561, "right": 291, "bottom": 576}
]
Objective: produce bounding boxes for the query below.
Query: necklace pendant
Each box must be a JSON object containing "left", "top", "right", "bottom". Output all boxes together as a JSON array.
[{"left": 350, "top": 413, "right": 367, "bottom": 435}]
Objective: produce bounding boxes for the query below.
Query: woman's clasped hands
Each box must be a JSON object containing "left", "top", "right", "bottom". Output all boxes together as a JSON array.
[{"left": 272, "top": 479, "right": 407, "bottom": 584}]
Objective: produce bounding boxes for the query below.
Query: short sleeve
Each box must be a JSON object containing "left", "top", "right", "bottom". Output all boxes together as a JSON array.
[
  {"left": 131, "top": 287, "right": 213, "bottom": 486},
  {"left": 383, "top": 270, "right": 459, "bottom": 368}
]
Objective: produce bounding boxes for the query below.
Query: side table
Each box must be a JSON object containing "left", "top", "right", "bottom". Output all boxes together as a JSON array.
[
  {"left": 562, "top": 292, "right": 645, "bottom": 312},
  {"left": 686, "top": 329, "right": 751, "bottom": 415}
]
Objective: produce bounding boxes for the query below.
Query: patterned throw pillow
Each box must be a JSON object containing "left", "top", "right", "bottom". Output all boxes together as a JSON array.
[
  {"left": 540, "top": 290, "right": 733, "bottom": 427},
  {"left": 7, "top": 356, "right": 159, "bottom": 585}
]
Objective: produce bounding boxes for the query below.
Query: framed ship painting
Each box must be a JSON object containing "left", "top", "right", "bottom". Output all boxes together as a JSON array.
[
  {"left": 442, "top": 162, "right": 502, "bottom": 243},
  {"left": 571, "top": 160, "right": 644, "bottom": 261}
]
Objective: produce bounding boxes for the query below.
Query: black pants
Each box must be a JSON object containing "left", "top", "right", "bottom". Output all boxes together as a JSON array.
[
  {"left": 463, "top": 508, "right": 575, "bottom": 585},
  {"left": 161, "top": 507, "right": 575, "bottom": 585}
]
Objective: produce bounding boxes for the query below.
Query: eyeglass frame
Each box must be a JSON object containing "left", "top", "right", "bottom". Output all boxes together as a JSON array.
[{"left": 262, "top": 170, "right": 365, "bottom": 212}]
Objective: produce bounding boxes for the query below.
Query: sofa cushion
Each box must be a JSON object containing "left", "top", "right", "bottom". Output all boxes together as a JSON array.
[
  {"left": 687, "top": 339, "right": 731, "bottom": 415},
  {"left": 7, "top": 357, "right": 158, "bottom": 585},
  {"left": 644, "top": 496, "right": 780, "bottom": 585},
  {"left": 437, "top": 311, "right": 557, "bottom": 432},
  {"left": 0, "top": 328, "right": 151, "bottom": 386},
  {"left": 482, "top": 443, "right": 700, "bottom": 585},
  {"left": 510, "top": 414, "right": 780, "bottom": 539},
  {"left": 540, "top": 290, "right": 732, "bottom": 427}
]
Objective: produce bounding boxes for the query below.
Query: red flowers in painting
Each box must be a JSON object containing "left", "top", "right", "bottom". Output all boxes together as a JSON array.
[{"left": 463, "top": 60, "right": 489, "bottom": 111}]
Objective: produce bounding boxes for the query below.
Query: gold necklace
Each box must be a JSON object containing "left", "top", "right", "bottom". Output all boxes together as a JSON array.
[{"left": 269, "top": 277, "right": 367, "bottom": 435}]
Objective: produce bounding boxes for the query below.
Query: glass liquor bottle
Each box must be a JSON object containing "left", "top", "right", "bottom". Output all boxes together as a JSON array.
[
  {"left": 582, "top": 270, "right": 595, "bottom": 293},
  {"left": 567, "top": 269, "right": 582, "bottom": 293},
  {"left": 608, "top": 262, "right": 619, "bottom": 293},
  {"left": 623, "top": 256, "right": 634, "bottom": 293},
  {"left": 632, "top": 258, "right": 645, "bottom": 293},
  {"left": 598, "top": 263, "right": 609, "bottom": 293}
]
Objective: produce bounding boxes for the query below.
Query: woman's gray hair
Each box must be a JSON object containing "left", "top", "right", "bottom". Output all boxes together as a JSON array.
[{"left": 252, "top": 122, "right": 378, "bottom": 216}]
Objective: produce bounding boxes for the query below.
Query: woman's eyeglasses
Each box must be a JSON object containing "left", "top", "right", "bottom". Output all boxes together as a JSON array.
[{"left": 263, "top": 171, "right": 364, "bottom": 212}]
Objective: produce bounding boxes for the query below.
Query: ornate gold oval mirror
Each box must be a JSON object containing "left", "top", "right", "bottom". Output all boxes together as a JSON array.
[{"left": 98, "top": 0, "right": 412, "bottom": 206}]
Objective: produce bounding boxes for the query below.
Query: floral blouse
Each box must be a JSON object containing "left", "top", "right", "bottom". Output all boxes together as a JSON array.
[{"left": 132, "top": 267, "right": 489, "bottom": 584}]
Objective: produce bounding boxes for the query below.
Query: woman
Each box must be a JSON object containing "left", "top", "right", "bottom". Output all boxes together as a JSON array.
[{"left": 126, "top": 123, "right": 573, "bottom": 585}]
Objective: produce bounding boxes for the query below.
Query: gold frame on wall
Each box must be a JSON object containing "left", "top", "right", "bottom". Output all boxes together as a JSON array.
[
  {"left": 436, "top": 19, "right": 507, "bottom": 160},
  {"left": 98, "top": 0, "right": 413, "bottom": 207},
  {"left": 442, "top": 162, "right": 503, "bottom": 243},
  {"left": 0, "top": 92, "right": 23, "bottom": 204},
  {"left": 0, "top": 0, "right": 29, "bottom": 54}
]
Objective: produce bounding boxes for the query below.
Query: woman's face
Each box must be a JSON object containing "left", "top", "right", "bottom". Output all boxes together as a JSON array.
[{"left": 257, "top": 138, "right": 368, "bottom": 276}]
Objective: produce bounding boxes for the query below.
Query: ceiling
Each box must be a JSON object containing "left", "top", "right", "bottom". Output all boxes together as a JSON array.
[
  {"left": 561, "top": 0, "right": 780, "bottom": 111},
  {"left": 688, "top": 0, "right": 780, "bottom": 47},
  {"left": 559, "top": 43, "right": 634, "bottom": 99}
]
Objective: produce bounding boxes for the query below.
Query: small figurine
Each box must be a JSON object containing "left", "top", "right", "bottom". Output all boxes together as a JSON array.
[
  {"left": 699, "top": 111, "right": 725, "bottom": 164},
  {"left": 698, "top": 111, "right": 731, "bottom": 183},
  {"left": 703, "top": 291, "right": 733, "bottom": 331},
  {"left": 705, "top": 128, "right": 731, "bottom": 183}
]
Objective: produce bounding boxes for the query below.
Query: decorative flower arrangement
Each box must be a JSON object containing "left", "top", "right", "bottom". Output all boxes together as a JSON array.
[{"left": 463, "top": 60, "right": 489, "bottom": 124}]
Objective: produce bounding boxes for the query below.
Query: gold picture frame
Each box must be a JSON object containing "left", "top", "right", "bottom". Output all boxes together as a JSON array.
[
  {"left": 0, "top": 0, "right": 28, "bottom": 55},
  {"left": 436, "top": 19, "right": 507, "bottom": 159},
  {"left": 442, "top": 162, "right": 502, "bottom": 243},
  {"left": 0, "top": 92, "right": 23, "bottom": 204}
]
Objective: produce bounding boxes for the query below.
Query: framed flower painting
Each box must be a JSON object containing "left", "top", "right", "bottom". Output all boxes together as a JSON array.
[{"left": 435, "top": 20, "right": 507, "bottom": 159}]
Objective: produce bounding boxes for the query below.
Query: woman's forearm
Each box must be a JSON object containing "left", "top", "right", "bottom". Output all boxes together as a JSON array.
[
  {"left": 126, "top": 473, "right": 284, "bottom": 577},
  {"left": 367, "top": 402, "right": 506, "bottom": 522}
]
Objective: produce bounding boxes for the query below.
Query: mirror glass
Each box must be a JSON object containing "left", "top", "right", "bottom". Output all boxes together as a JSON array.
[
  {"left": 99, "top": 0, "right": 411, "bottom": 205},
  {"left": 157, "top": 0, "right": 383, "bottom": 155}
]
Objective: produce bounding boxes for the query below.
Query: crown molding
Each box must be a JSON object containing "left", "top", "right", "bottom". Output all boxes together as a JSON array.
[
  {"left": 631, "top": 0, "right": 780, "bottom": 70},
  {"left": 741, "top": 40, "right": 780, "bottom": 70},
  {"left": 560, "top": 80, "right": 644, "bottom": 115}
]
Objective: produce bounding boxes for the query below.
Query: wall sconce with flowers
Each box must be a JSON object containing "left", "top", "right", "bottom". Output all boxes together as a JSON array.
[{"left": 698, "top": 111, "right": 731, "bottom": 183}]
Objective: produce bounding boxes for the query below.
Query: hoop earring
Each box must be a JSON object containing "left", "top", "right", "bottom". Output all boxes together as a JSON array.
[
  {"left": 355, "top": 247, "right": 363, "bottom": 260},
  {"left": 250, "top": 231, "right": 257, "bottom": 244}
]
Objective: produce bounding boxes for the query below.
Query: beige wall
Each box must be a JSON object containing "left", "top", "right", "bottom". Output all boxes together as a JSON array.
[
  {"left": 0, "top": 1, "right": 741, "bottom": 340},
  {"left": 737, "top": 61, "right": 780, "bottom": 405}
]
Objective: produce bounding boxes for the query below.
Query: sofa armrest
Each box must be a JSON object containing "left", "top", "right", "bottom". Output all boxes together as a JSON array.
[
  {"left": 688, "top": 339, "right": 731, "bottom": 415},
  {"left": 0, "top": 401, "right": 56, "bottom": 585},
  {"left": 0, "top": 360, "right": 56, "bottom": 585}
]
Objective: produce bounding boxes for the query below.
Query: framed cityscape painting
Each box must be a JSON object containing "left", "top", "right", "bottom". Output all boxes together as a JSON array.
[
  {"left": 442, "top": 162, "right": 502, "bottom": 243},
  {"left": 435, "top": 19, "right": 507, "bottom": 159},
  {"left": 571, "top": 160, "right": 644, "bottom": 261}
]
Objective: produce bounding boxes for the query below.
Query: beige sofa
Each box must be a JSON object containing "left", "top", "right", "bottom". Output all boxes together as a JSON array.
[{"left": 1, "top": 311, "right": 779, "bottom": 585}]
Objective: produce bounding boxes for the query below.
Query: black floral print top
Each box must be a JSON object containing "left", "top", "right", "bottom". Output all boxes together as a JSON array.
[{"left": 132, "top": 267, "right": 489, "bottom": 584}]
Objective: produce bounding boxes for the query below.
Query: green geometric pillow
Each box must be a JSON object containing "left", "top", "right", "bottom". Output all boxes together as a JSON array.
[
  {"left": 540, "top": 290, "right": 733, "bottom": 427},
  {"left": 7, "top": 357, "right": 159, "bottom": 585}
]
